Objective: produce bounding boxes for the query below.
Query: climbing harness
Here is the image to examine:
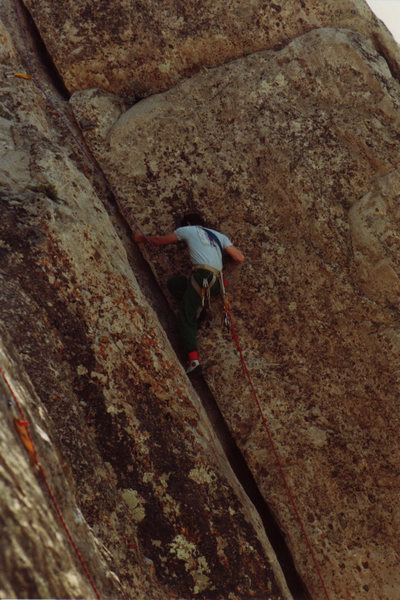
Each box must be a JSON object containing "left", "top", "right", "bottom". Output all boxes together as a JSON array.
[
  {"left": 194, "top": 229, "right": 233, "bottom": 329},
  {"left": 9, "top": 0, "right": 331, "bottom": 594},
  {"left": 0, "top": 366, "right": 102, "bottom": 600},
  {"left": 191, "top": 264, "right": 218, "bottom": 309},
  {"left": 191, "top": 264, "right": 231, "bottom": 331}
]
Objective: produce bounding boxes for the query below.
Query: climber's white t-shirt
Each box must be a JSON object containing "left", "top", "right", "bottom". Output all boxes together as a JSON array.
[{"left": 174, "top": 226, "right": 232, "bottom": 271}]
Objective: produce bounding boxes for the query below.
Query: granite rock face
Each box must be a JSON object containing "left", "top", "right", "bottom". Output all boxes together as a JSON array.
[
  {"left": 70, "top": 27, "right": 400, "bottom": 600},
  {"left": 2, "top": 0, "right": 400, "bottom": 598},
  {"left": 0, "top": 341, "right": 129, "bottom": 600},
  {"left": 0, "top": 4, "right": 291, "bottom": 600},
  {"left": 22, "top": 0, "right": 400, "bottom": 98}
]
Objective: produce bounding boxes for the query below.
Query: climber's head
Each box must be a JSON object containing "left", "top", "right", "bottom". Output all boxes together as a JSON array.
[{"left": 180, "top": 212, "right": 205, "bottom": 227}]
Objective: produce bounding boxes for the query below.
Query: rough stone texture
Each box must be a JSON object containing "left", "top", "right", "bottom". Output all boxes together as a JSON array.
[
  {"left": 0, "top": 5, "right": 291, "bottom": 600},
  {"left": 22, "top": 0, "right": 400, "bottom": 98},
  {"left": 3, "top": 0, "right": 400, "bottom": 597},
  {"left": 0, "top": 341, "right": 127, "bottom": 600},
  {"left": 349, "top": 169, "right": 400, "bottom": 307},
  {"left": 70, "top": 27, "right": 400, "bottom": 599}
]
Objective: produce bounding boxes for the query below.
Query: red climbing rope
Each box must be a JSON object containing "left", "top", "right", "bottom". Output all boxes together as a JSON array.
[
  {"left": 0, "top": 366, "right": 101, "bottom": 600},
  {"left": 38, "top": 463, "right": 101, "bottom": 599},
  {"left": 224, "top": 307, "right": 331, "bottom": 600}
]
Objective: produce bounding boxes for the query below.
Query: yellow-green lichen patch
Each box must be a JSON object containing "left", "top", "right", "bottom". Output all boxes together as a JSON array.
[
  {"left": 192, "top": 556, "right": 212, "bottom": 595},
  {"left": 142, "top": 472, "right": 181, "bottom": 519},
  {"left": 188, "top": 466, "right": 217, "bottom": 486},
  {"left": 122, "top": 489, "right": 146, "bottom": 522},
  {"left": 161, "top": 493, "right": 181, "bottom": 519},
  {"left": 169, "top": 534, "right": 211, "bottom": 594}
]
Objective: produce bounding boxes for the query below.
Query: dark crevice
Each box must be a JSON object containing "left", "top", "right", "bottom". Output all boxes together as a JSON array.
[
  {"left": 112, "top": 222, "right": 312, "bottom": 597},
  {"left": 16, "top": 0, "right": 70, "bottom": 100},
  {"left": 121, "top": 238, "right": 311, "bottom": 597},
  {"left": 189, "top": 372, "right": 312, "bottom": 600}
]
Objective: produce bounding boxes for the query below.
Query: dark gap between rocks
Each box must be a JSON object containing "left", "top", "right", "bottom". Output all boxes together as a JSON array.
[
  {"left": 189, "top": 371, "right": 311, "bottom": 600},
  {"left": 119, "top": 234, "right": 312, "bottom": 597},
  {"left": 16, "top": 0, "right": 70, "bottom": 100}
]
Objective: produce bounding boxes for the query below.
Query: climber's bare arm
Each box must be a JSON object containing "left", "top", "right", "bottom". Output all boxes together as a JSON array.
[
  {"left": 225, "top": 245, "right": 245, "bottom": 263},
  {"left": 133, "top": 233, "right": 178, "bottom": 245}
]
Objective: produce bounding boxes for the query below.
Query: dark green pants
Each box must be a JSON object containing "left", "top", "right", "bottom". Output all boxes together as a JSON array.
[{"left": 167, "top": 269, "right": 220, "bottom": 354}]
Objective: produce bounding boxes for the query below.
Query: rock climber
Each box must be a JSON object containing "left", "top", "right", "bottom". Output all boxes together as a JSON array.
[{"left": 133, "top": 212, "right": 244, "bottom": 374}]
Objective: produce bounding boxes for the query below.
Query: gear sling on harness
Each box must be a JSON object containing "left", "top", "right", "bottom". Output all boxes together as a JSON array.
[
  {"left": 191, "top": 228, "right": 230, "bottom": 329},
  {"left": 191, "top": 264, "right": 219, "bottom": 310}
]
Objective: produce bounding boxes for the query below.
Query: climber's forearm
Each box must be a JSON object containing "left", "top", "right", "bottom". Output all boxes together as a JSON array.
[{"left": 133, "top": 233, "right": 178, "bottom": 245}]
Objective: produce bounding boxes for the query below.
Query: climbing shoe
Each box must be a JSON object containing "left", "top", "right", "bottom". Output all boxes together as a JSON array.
[
  {"left": 186, "top": 359, "right": 201, "bottom": 374},
  {"left": 186, "top": 351, "right": 201, "bottom": 374}
]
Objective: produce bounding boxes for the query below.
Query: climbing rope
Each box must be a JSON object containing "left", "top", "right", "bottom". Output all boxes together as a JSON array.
[
  {"left": 0, "top": 366, "right": 102, "bottom": 600},
  {"left": 10, "top": 1, "right": 331, "bottom": 595},
  {"left": 223, "top": 301, "right": 331, "bottom": 600}
]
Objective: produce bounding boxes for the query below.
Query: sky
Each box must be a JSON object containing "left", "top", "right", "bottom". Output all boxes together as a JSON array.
[{"left": 366, "top": 0, "right": 400, "bottom": 43}]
